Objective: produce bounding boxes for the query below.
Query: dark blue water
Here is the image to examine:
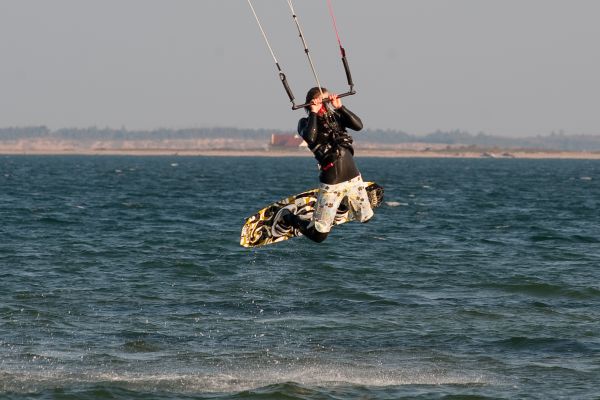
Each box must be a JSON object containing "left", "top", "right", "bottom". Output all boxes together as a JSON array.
[{"left": 1, "top": 155, "right": 599, "bottom": 399}]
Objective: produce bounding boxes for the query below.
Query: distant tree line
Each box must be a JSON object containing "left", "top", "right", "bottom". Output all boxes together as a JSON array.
[
  {"left": 367, "top": 129, "right": 600, "bottom": 151},
  {"left": 0, "top": 126, "right": 279, "bottom": 141},
  {"left": 1, "top": 126, "right": 600, "bottom": 151}
]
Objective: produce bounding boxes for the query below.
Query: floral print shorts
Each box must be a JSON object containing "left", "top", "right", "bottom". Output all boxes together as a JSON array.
[{"left": 311, "top": 175, "right": 374, "bottom": 233}]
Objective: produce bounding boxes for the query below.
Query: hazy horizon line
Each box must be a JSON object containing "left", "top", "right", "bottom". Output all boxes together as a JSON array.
[{"left": 1, "top": 124, "right": 598, "bottom": 139}]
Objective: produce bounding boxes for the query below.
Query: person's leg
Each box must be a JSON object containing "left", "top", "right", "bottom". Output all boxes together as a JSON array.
[
  {"left": 312, "top": 182, "right": 346, "bottom": 234},
  {"left": 282, "top": 181, "right": 345, "bottom": 243},
  {"left": 346, "top": 176, "right": 374, "bottom": 223},
  {"left": 282, "top": 212, "right": 329, "bottom": 243},
  {"left": 309, "top": 182, "right": 347, "bottom": 241}
]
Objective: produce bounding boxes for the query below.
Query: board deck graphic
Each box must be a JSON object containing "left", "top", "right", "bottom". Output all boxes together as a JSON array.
[{"left": 240, "top": 182, "right": 384, "bottom": 247}]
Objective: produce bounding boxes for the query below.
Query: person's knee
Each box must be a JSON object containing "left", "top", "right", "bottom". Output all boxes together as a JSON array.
[
  {"left": 361, "top": 213, "right": 373, "bottom": 223},
  {"left": 360, "top": 209, "right": 374, "bottom": 223}
]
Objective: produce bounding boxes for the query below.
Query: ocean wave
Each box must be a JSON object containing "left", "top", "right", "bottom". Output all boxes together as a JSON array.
[
  {"left": 473, "top": 281, "right": 600, "bottom": 300},
  {"left": 492, "top": 336, "right": 591, "bottom": 354},
  {"left": 0, "top": 362, "right": 492, "bottom": 395}
]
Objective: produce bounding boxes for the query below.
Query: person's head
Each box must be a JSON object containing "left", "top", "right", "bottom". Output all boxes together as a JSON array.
[{"left": 304, "top": 86, "right": 329, "bottom": 113}]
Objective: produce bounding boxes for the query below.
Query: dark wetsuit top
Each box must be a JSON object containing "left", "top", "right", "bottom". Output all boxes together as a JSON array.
[{"left": 297, "top": 105, "right": 363, "bottom": 185}]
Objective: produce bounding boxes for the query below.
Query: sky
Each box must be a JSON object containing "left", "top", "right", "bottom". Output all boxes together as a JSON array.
[{"left": 1, "top": 0, "right": 599, "bottom": 137}]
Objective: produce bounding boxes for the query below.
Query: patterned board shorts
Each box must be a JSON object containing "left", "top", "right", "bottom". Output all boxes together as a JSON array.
[{"left": 311, "top": 175, "right": 374, "bottom": 233}]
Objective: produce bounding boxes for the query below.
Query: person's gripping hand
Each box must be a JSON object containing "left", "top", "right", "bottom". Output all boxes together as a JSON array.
[
  {"left": 310, "top": 96, "right": 323, "bottom": 114},
  {"left": 329, "top": 93, "right": 342, "bottom": 109}
]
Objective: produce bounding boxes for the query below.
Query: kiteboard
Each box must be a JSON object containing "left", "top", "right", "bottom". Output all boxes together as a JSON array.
[{"left": 240, "top": 182, "right": 384, "bottom": 248}]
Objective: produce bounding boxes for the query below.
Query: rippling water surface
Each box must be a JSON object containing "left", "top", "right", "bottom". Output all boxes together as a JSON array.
[{"left": 1, "top": 155, "right": 599, "bottom": 399}]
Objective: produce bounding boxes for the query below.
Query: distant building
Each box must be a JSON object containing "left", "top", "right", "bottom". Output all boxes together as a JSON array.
[{"left": 270, "top": 134, "right": 305, "bottom": 148}]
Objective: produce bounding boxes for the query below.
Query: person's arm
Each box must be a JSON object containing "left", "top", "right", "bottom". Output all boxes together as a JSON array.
[
  {"left": 329, "top": 94, "right": 362, "bottom": 131},
  {"left": 337, "top": 106, "right": 363, "bottom": 131},
  {"left": 300, "top": 95, "right": 328, "bottom": 144},
  {"left": 298, "top": 113, "right": 319, "bottom": 145}
]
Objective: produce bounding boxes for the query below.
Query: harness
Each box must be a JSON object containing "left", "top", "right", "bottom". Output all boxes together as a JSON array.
[{"left": 310, "top": 107, "right": 354, "bottom": 170}]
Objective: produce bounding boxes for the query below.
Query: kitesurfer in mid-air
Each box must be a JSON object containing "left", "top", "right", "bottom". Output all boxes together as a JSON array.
[{"left": 281, "top": 87, "right": 374, "bottom": 242}]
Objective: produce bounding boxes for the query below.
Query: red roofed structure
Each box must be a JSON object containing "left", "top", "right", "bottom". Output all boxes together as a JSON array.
[{"left": 270, "top": 134, "right": 305, "bottom": 147}]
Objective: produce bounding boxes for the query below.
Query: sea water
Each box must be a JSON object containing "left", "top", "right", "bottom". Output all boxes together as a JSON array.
[{"left": 1, "top": 155, "right": 599, "bottom": 399}]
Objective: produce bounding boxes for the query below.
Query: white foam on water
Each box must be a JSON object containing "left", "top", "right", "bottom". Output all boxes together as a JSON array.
[
  {"left": 0, "top": 363, "right": 493, "bottom": 394},
  {"left": 385, "top": 201, "right": 408, "bottom": 207}
]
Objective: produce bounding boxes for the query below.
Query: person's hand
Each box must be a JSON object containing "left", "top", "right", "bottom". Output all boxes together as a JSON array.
[
  {"left": 310, "top": 97, "right": 323, "bottom": 114},
  {"left": 329, "top": 93, "right": 342, "bottom": 109}
]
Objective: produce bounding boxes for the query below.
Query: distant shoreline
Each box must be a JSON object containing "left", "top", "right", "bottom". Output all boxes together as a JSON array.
[{"left": 2, "top": 148, "right": 600, "bottom": 159}]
